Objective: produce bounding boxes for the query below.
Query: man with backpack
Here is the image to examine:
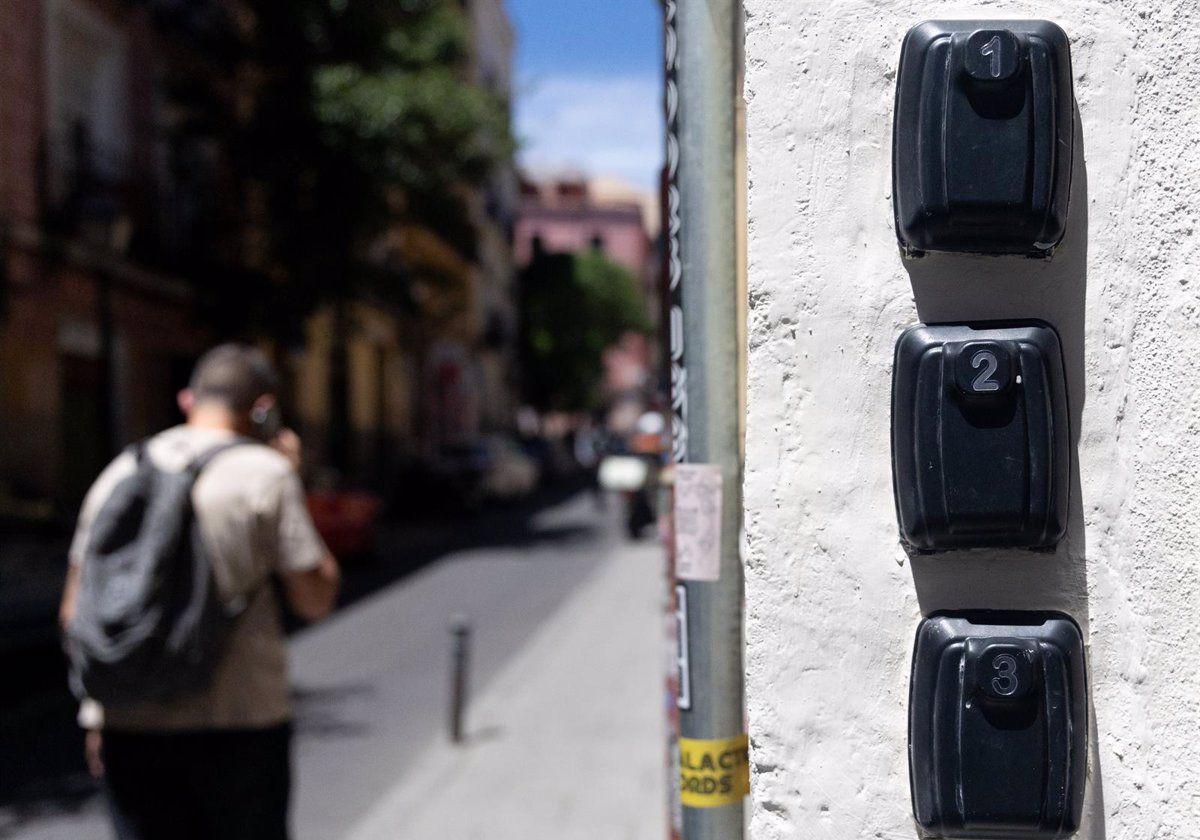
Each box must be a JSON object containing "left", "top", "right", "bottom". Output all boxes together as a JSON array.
[{"left": 59, "top": 344, "right": 340, "bottom": 840}]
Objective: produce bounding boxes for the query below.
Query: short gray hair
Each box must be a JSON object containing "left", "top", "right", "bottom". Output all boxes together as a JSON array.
[{"left": 188, "top": 344, "right": 280, "bottom": 413}]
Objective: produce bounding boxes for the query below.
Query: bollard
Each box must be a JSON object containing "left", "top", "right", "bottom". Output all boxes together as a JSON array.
[{"left": 449, "top": 616, "right": 471, "bottom": 744}]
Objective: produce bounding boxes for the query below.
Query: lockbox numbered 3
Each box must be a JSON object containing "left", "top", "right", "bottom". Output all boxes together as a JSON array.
[{"left": 909, "top": 613, "right": 1088, "bottom": 838}]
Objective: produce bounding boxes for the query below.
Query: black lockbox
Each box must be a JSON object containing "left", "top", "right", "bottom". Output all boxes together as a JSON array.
[
  {"left": 909, "top": 613, "right": 1087, "bottom": 838},
  {"left": 892, "top": 20, "right": 1074, "bottom": 256},
  {"left": 891, "top": 323, "right": 1069, "bottom": 551}
]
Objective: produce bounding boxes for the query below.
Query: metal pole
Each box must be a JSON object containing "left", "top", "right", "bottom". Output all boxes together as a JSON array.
[
  {"left": 449, "top": 617, "right": 471, "bottom": 744},
  {"left": 671, "top": 0, "right": 745, "bottom": 837},
  {"left": 663, "top": 2, "right": 685, "bottom": 837}
]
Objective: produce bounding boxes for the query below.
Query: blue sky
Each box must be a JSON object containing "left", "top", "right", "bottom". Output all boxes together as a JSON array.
[{"left": 507, "top": 0, "right": 663, "bottom": 190}]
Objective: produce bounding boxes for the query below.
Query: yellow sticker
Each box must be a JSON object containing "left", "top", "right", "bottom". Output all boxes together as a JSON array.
[{"left": 679, "top": 734, "right": 750, "bottom": 808}]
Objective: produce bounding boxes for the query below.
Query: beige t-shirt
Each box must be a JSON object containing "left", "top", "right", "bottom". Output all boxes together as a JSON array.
[{"left": 69, "top": 425, "right": 329, "bottom": 731}]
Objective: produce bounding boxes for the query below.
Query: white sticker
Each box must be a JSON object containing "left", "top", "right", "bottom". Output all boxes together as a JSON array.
[
  {"left": 675, "top": 584, "right": 691, "bottom": 710},
  {"left": 674, "top": 463, "right": 723, "bottom": 582}
]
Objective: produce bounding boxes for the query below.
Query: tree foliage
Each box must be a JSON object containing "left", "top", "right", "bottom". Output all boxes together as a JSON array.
[
  {"left": 519, "top": 250, "right": 650, "bottom": 411},
  {"left": 196, "top": 0, "right": 513, "bottom": 342}
]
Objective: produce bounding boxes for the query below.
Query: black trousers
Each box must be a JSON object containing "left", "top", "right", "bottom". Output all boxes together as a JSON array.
[{"left": 102, "top": 723, "right": 292, "bottom": 840}]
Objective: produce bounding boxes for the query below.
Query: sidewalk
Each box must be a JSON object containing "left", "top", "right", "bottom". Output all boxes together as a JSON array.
[{"left": 344, "top": 536, "right": 669, "bottom": 840}]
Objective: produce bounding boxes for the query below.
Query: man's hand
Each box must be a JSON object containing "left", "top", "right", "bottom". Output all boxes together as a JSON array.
[{"left": 270, "top": 428, "right": 303, "bottom": 472}]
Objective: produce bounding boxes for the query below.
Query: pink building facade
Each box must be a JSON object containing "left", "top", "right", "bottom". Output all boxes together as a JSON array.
[
  {"left": 513, "top": 178, "right": 651, "bottom": 275},
  {"left": 514, "top": 176, "right": 659, "bottom": 404}
]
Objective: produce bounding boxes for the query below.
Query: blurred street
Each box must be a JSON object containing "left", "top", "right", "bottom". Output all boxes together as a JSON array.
[
  {"left": 0, "top": 1, "right": 671, "bottom": 837},
  {"left": 1, "top": 489, "right": 667, "bottom": 839}
]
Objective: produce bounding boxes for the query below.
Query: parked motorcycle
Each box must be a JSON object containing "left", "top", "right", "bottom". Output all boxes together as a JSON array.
[{"left": 598, "top": 454, "right": 655, "bottom": 538}]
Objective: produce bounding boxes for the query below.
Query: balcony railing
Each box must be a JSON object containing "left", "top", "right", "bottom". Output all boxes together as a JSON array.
[
  {"left": 41, "top": 124, "right": 133, "bottom": 251},
  {"left": 40, "top": 122, "right": 223, "bottom": 273}
]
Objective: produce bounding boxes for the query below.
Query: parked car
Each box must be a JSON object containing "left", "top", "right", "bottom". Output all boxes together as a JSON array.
[
  {"left": 599, "top": 454, "right": 657, "bottom": 538},
  {"left": 423, "top": 442, "right": 494, "bottom": 510},
  {"left": 306, "top": 490, "right": 383, "bottom": 561},
  {"left": 423, "top": 436, "right": 541, "bottom": 510},
  {"left": 478, "top": 436, "right": 540, "bottom": 501},
  {"left": 519, "top": 434, "right": 576, "bottom": 485}
]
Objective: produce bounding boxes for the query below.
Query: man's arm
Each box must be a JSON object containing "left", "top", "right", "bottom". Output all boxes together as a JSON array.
[
  {"left": 280, "top": 553, "right": 340, "bottom": 622},
  {"left": 268, "top": 429, "right": 340, "bottom": 622}
]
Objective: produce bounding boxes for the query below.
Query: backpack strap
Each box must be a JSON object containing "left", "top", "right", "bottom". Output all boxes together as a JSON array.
[
  {"left": 128, "top": 438, "right": 150, "bottom": 464},
  {"left": 187, "top": 436, "right": 267, "bottom": 619},
  {"left": 187, "top": 437, "right": 257, "bottom": 475}
]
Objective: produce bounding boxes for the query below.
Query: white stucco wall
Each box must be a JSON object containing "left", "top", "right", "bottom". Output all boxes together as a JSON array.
[{"left": 743, "top": 2, "right": 1199, "bottom": 839}]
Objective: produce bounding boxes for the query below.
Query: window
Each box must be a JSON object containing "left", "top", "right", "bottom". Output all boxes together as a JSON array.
[{"left": 44, "top": 0, "right": 129, "bottom": 201}]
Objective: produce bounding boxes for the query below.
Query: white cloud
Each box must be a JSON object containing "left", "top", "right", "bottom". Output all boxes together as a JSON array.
[{"left": 514, "top": 74, "right": 664, "bottom": 190}]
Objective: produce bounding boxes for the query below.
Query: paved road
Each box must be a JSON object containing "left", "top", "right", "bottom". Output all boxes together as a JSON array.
[
  {"left": 0, "top": 489, "right": 644, "bottom": 839},
  {"left": 346, "top": 522, "right": 667, "bottom": 840},
  {"left": 290, "top": 490, "right": 629, "bottom": 840}
]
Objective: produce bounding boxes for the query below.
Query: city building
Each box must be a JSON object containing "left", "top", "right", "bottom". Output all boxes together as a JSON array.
[
  {"left": 0, "top": 0, "right": 222, "bottom": 513},
  {"left": 0, "top": 0, "right": 519, "bottom": 524},
  {"left": 451, "top": 0, "right": 519, "bottom": 441},
  {"left": 514, "top": 174, "right": 653, "bottom": 279}
]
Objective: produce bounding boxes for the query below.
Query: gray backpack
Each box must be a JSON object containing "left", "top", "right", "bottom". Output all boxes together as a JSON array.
[{"left": 67, "top": 439, "right": 251, "bottom": 708}]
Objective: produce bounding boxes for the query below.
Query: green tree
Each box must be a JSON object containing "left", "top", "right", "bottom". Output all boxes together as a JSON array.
[
  {"left": 519, "top": 250, "right": 650, "bottom": 411},
  {"left": 228, "top": 0, "right": 513, "bottom": 464},
  {"left": 205, "top": 0, "right": 513, "bottom": 341}
]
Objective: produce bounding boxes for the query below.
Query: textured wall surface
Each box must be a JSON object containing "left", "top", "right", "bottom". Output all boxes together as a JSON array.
[{"left": 743, "top": 2, "right": 1199, "bottom": 838}]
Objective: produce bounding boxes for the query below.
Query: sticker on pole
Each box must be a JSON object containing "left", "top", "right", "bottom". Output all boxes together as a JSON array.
[
  {"left": 679, "top": 734, "right": 750, "bottom": 808},
  {"left": 674, "top": 463, "right": 722, "bottom": 581},
  {"left": 674, "top": 584, "right": 690, "bottom": 710}
]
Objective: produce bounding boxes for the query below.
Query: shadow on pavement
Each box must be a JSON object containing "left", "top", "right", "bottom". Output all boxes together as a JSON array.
[
  {"left": 291, "top": 682, "right": 377, "bottom": 740},
  {"left": 0, "top": 685, "right": 98, "bottom": 835},
  {"left": 334, "top": 478, "right": 598, "bottom": 612}
]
